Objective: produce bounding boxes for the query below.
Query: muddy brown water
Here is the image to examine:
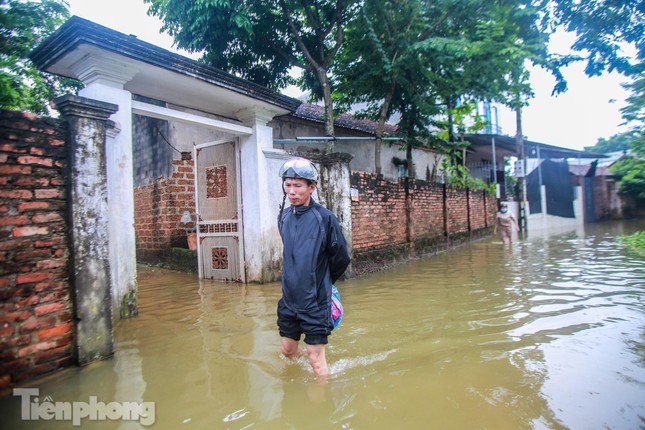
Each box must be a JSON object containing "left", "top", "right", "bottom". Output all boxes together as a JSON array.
[{"left": 2, "top": 221, "right": 644, "bottom": 429}]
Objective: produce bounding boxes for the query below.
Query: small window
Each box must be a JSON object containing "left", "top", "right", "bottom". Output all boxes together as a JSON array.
[{"left": 397, "top": 164, "right": 409, "bottom": 178}]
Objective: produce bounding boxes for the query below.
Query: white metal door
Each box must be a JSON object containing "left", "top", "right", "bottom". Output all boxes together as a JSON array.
[{"left": 194, "top": 140, "right": 244, "bottom": 282}]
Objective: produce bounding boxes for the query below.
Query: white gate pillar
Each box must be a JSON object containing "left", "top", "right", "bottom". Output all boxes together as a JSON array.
[
  {"left": 55, "top": 94, "right": 118, "bottom": 364},
  {"left": 72, "top": 54, "right": 139, "bottom": 319},
  {"left": 237, "top": 109, "right": 276, "bottom": 282}
]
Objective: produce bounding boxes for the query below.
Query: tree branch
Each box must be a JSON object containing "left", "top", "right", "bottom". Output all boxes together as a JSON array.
[
  {"left": 325, "top": 0, "right": 345, "bottom": 66},
  {"left": 279, "top": 0, "right": 321, "bottom": 69},
  {"left": 257, "top": 33, "right": 310, "bottom": 71},
  {"left": 419, "top": 8, "right": 452, "bottom": 41}
]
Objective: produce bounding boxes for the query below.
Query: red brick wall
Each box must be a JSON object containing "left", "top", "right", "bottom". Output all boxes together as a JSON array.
[
  {"left": 445, "top": 186, "right": 470, "bottom": 234},
  {"left": 350, "top": 172, "right": 408, "bottom": 252},
  {"left": 469, "top": 190, "right": 486, "bottom": 230},
  {"left": 0, "top": 109, "right": 72, "bottom": 389},
  {"left": 134, "top": 157, "right": 195, "bottom": 258},
  {"left": 486, "top": 192, "right": 497, "bottom": 228},
  {"left": 408, "top": 181, "right": 445, "bottom": 242},
  {"left": 351, "top": 172, "right": 496, "bottom": 256}
]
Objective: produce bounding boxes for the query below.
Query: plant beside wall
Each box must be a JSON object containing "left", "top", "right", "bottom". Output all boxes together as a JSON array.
[
  {"left": 618, "top": 231, "right": 645, "bottom": 255},
  {"left": 440, "top": 159, "right": 496, "bottom": 194},
  {"left": 610, "top": 157, "right": 645, "bottom": 201}
]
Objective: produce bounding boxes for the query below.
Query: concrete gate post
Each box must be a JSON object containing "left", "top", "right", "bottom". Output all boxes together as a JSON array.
[
  {"left": 73, "top": 55, "right": 139, "bottom": 320},
  {"left": 55, "top": 94, "right": 118, "bottom": 365},
  {"left": 237, "top": 109, "right": 277, "bottom": 283},
  {"left": 307, "top": 152, "right": 354, "bottom": 277}
]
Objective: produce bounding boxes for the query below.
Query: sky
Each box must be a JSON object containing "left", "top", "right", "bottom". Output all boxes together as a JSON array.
[{"left": 66, "top": 0, "right": 632, "bottom": 151}]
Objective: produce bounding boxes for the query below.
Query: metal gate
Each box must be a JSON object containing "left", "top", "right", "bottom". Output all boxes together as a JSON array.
[{"left": 194, "top": 140, "right": 245, "bottom": 282}]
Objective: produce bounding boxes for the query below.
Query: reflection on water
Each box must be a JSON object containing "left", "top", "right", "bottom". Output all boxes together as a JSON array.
[{"left": 2, "top": 221, "right": 644, "bottom": 429}]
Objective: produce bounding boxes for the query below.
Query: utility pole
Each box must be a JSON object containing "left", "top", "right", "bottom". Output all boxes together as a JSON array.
[{"left": 515, "top": 106, "right": 527, "bottom": 232}]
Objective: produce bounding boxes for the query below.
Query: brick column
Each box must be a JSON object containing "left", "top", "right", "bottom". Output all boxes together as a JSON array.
[{"left": 55, "top": 94, "right": 118, "bottom": 365}]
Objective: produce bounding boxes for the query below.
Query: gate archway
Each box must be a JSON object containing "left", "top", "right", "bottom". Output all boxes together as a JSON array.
[{"left": 31, "top": 16, "right": 300, "bottom": 320}]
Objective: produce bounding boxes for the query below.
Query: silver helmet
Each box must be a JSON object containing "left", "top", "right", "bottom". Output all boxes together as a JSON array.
[{"left": 278, "top": 157, "right": 319, "bottom": 183}]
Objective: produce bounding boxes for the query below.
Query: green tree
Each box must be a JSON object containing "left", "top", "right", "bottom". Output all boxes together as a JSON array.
[
  {"left": 334, "top": 0, "right": 564, "bottom": 177},
  {"left": 584, "top": 131, "right": 638, "bottom": 154},
  {"left": 585, "top": 66, "right": 645, "bottom": 201},
  {"left": 539, "top": 0, "right": 645, "bottom": 76},
  {"left": 434, "top": 2, "right": 569, "bottom": 160},
  {"left": 0, "top": 0, "right": 80, "bottom": 114},
  {"left": 333, "top": 0, "right": 430, "bottom": 174},
  {"left": 610, "top": 157, "right": 645, "bottom": 200},
  {"left": 146, "top": 0, "right": 359, "bottom": 151},
  {"left": 539, "top": 1, "right": 645, "bottom": 199},
  {"left": 620, "top": 70, "right": 645, "bottom": 156}
]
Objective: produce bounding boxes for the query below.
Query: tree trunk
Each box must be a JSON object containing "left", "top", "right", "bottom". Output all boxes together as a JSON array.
[
  {"left": 375, "top": 83, "right": 396, "bottom": 174},
  {"left": 446, "top": 96, "right": 462, "bottom": 169},
  {"left": 317, "top": 68, "right": 335, "bottom": 153},
  {"left": 375, "top": 136, "right": 382, "bottom": 175},
  {"left": 446, "top": 97, "right": 455, "bottom": 145},
  {"left": 406, "top": 138, "right": 414, "bottom": 179}
]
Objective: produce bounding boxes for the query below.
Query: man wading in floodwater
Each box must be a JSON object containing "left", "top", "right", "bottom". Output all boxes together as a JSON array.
[{"left": 277, "top": 157, "right": 351, "bottom": 379}]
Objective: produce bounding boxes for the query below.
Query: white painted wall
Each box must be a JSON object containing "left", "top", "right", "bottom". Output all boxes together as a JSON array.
[
  {"left": 238, "top": 112, "right": 280, "bottom": 282},
  {"left": 270, "top": 117, "right": 444, "bottom": 181},
  {"left": 78, "top": 77, "right": 138, "bottom": 319}
]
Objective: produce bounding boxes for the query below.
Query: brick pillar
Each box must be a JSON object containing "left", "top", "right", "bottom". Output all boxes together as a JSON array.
[{"left": 55, "top": 95, "right": 118, "bottom": 365}]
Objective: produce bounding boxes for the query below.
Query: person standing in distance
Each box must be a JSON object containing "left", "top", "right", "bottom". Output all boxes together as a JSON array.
[
  {"left": 494, "top": 202, "right": 520, "bottom": 244},
  {"left": 276, "top": 157, "right": 351, "bottom": 379}
]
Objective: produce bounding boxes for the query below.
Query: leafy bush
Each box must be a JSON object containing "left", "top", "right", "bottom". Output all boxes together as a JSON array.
[
  {"left": 441, "top": 160, "right": 496, "bottom": 194},
  {"left": 610, "top": 157, "right": 645, "bottom": 200},
  {"left": 0, "top": 0, "right": 82, "bottom": 114},
  {"left": 618, "top": 231, "right": 645, "bottom": 254}
]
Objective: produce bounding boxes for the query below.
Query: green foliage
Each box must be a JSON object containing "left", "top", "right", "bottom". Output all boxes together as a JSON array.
[
  {"left": 617, "top": 231, "right": 645, "bottom": 254},
  {"left": 440, "top": 159, "right": 496, "bottom": 194},
  {"left": 146, "top": 0, "right": 360, "bottom": 140},
  {"left": 147, "top": 0, "right": 642, "bottom": 165},
  {"left": 610, "top": 157, "right": 645, "bottom": 199},
  {"left": 620, "top": 70, "right": 645, "bottom": 156},
  {"left": 584, "top": 131, "right": 638, "bottom": 154},
  {"left": 333, "top": 0, "right": 561, "bottom": 177},
  {"left": 437, "top": 100, "right": 488, "bottom": 146},
  {"left": 603, "top": 67, "right": 645, "bottom": 198},
  {"left": 333, "top": 0, "right": 439, "bottom": 122},
  {"left": 539, "top": 0, "right": 645, "bottom": 76},
  {"left": 621, "top": 71, "right": 645, "bottom": 125},
  {"left": 146, "top": 0, "right": 293, "bottom": 89},
  {"left": 332, "top": 0, "right": 447, "bottom": 173},
  {"left": 0, "top": 0, "right": 81, "bottom": 114}
]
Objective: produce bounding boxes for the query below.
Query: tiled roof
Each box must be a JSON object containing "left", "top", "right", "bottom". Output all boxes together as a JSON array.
[
  {"left": 31, "top": 16, "right": 302, "bottom": 112},
  {"left": 292, "top": 103, "right": 398, "bottom": 136},
  {"left": 569, "top": 163, "right": 617, "bottom": 177}
]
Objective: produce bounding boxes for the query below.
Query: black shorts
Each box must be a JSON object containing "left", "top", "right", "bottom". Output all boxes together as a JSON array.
[{"left": 277, "top": 298, "right": 331, "bottom": 345}]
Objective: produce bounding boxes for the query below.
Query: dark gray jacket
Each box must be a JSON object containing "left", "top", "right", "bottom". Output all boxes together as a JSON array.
[{"left": 279, "top": 199, "right": 350, "bottom": 314}]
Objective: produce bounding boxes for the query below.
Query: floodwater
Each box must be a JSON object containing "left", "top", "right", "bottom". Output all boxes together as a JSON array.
[{"left": 2, "top": 221, "right": 645, "bottom": 430}]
